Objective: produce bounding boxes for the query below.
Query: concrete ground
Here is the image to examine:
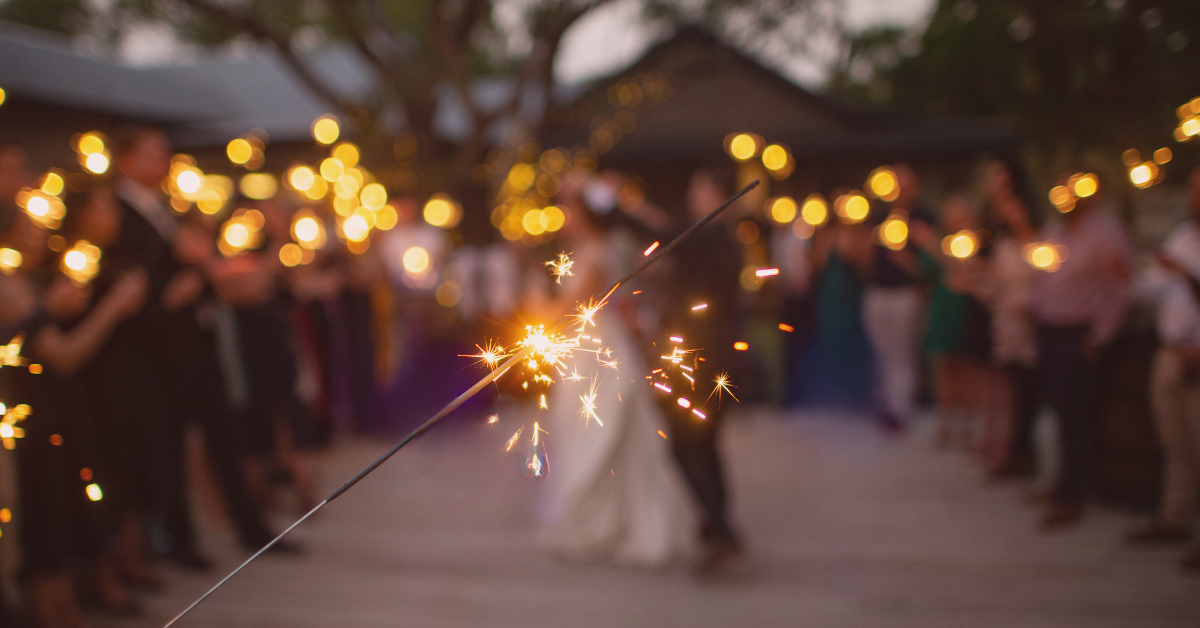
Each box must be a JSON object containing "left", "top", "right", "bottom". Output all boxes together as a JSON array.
[{"left": 114, "top": 409, "right": 1200, "bottom": 628}]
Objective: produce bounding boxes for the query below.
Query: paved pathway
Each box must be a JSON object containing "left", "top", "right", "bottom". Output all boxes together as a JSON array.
[{"left": 113, "top": 409, "right": 1200, "bottom": 628}]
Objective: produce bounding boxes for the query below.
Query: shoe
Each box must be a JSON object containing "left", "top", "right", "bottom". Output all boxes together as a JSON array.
[
  {"left": 1125, "top": 520, "right": 1193, "bottom": 545},
  {"left": 165, "top": 548, "right": 213, "bottom": 573},
  {"left": 1040, "top": 502, "right": 1084, "bottom": 530},
  {"left": 1181, "top": 546, "right": 1200, "bottom": 573},
  {"left": 693, "top": 538, "right": 743, "bottom": 577}
]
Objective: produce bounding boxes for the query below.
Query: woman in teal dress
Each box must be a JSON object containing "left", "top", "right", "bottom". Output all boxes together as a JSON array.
[{"left": 792, "top": 218, "right": 874, "bottom": 409}]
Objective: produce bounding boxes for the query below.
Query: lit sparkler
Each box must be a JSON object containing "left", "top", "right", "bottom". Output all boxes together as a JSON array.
[
  {"left": 161, "top": 180, "right": 761, "bottom": 628},
  {"left": 546, "top": 252, "right": 575, "bottom": 283}
]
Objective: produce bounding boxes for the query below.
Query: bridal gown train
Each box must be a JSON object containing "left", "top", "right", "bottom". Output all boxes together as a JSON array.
[{"left": 540, "top": 308, "right": 693, "bottom": 566}]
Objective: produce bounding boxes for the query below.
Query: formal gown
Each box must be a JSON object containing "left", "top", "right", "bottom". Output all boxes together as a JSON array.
[{"left": 540, "top": 242, "right": 692, "bottom": 567}]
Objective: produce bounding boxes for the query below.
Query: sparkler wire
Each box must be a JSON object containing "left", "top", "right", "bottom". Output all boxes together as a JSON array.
[{"left": 162, "top": 179, "right": 758, "bottom": 627}]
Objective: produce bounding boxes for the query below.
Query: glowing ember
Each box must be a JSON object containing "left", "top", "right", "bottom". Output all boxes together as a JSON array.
[
  {"left": 778, "top": 324, "right": 795, "bottom": 332},
  {"left": 643, "top": 241, "right": 660, "bottom": 256},
  {"left": 755, "top": 268, "right": 780, "bottom": 277},
  {"left": 545, "top": 252, "right": 575, "bottom": 284}
]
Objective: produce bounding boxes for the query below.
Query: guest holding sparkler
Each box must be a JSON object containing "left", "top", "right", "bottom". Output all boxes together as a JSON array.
[
  {"left": 862, "top": 164, "right": 934, "bottom": 432},
  {"left": 1127, "top": 167, "right": 1200, "bottom": 571},
  {"left": 540, "top": 170, "right": 691, "bottom": 567},
  {"left": 0, "top": 204, "right": 148, "bottom": 627},
  {"left": 106, "top": 127, "right": 290, "bottom": 568},
  {"left": 983, "top": 160, "right": 1044, "bottom": 480},
  {"left": 910, "top": 194, "right": 980, "bottom": 448},
  {"left": 794, "top": 188, "right": 874, "bottom": 408},
  {"left": 1027, "top": 171, "right": 1135, "bottom": 528}
]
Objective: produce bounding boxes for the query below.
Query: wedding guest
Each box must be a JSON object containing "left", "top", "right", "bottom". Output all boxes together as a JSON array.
[
  {"left": 862, "top": 164, "right": 934, "bottom": 431},
  {"left": 984, "top": 161, "right": 1043, "bottom": 480},
  {"left": 1027, "top": 172, "right": 1135, "bottom": 528},
  {"left": 1127, "top": 167, "right": 1200, "bottom": 572}
]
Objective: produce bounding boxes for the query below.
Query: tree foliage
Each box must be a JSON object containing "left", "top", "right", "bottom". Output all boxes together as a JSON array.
[{"left": 829, "top": 0, "right": 1200, "bottom": 186}]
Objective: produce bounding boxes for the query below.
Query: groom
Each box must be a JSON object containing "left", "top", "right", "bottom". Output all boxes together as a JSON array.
[{"left": 657, "top": 166, "right": 744, "bottom": 574}]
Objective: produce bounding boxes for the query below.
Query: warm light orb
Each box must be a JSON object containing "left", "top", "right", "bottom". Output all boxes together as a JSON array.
[
  {"left": 836, "top": 193, "right": 870, "bottom": 224},
  {"left": 880, "top": 214, "right": 908, "bottom": 250},
  {"left": 762, "top": 144, "right": 789, "bottom": 170},
  {"left": 1024, "top": 243, "right": 1064, "bottom": 272},
  {"left": 543, "top": 206, "right": 566, "bottom": 231},
  {"left": 374, "top": 205, "right": 398, "bottom": 231},
  {"left": 289, "top": 166, "right": 316, "bottom": 191},
  {"left": 402, "top": 246, "right": 430, "bottom": 273},
  {"left": 1048, "top": 185, "right": 1071, "bottom": 207},
  {"left": 84, "top": 152, "right": 108, "bottom": 174},
  {"left": 312, "top": 116, "right": 340, "bottom": 145},
  {"left": 801, "top": 194, "right": 828, "bottom": 226},
  {"left": 85, "top": 483, "right": 103, "bottom": 501},
  {"left": 176, "top": 170, "right": 202, "bottom": 194},
  {"left": 1182, "top": 118, "right": 1200, "bottom": 137},
  {"left": 0, "top": 248, "right": 22, "bottom": 274},
  {"left": 943, "top": 231, "right": 977, "bottom": 259},
  {"left": 1130, "top": 164, "right": 1153, "bottom": 187},
  {"left": 279, "top": 243, "right": 303, "bottom": 267},
  {"left": 507, "top": 163, "right": 536, "bottom": 192},
  {"left": 25, "top": 195, "right": 49, "bottom": 217},
  {"left": 768, "top": 197, "right": 797, "bottom": 224},
  {"left": 40, "top": 172, "right": 64, "bottom": 196},
  {"left": 226, "top": 138, "right": 253, "bottom": 165},
  {"left": 294, "top": 216, "right": 320, "bottom": 243},
  {"left": 360, "top": 183, "right": 387, "bottom": 209},
  {"left": 63, "top": 250, "right": 87, "bottom": 272},
  {"left": 320, "top": 157, "right": 344, "bottom": 182},
  {"left": 424, "top": 195, "right": 459, "bottom": 228},
  {"left": 728, "top": 134, "right": 757, "bottom": 161},
  {"left": 342, "top": 214, "right": 369, "bottom": 242},
  {"left": 1072, "top": 174, "right": 1098, "bottom": 198},
  {"left": 868, "top": 167, "right": 899, "bottom": 201},
  {"left": 239, "top": 173, "right": 277, "bottom": 200},
  {"left": 332, "top": 143, "right": 360, "bottom": 168},
  {"left": 224, "top": 223, "right": 250, "bottom": 248},
  {"left": 78, "top": 134, "right": 105, "bottom": 155},
  {"left": 1154, "top": 147, "right": 1173, "bottom": 164}
]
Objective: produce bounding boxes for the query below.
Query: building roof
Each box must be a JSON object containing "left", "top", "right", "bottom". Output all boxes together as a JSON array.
[
  {"left": 0, "top": 20, "right": 375, "bottom": 147},
  {"left": 543, "top": 26, "right": 1019, "bottom": 165}
]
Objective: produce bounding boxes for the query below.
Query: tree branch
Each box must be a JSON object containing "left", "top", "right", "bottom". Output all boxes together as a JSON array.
[{"left": 177, "top": 0, "right": 366, "bottom": 122}]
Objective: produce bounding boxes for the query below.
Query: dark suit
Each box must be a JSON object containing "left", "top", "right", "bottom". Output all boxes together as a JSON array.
[
  {"left": 91, "top": 188, "right": 274, "bottom": 555},
  {"left": 657, "top": 223, "right": 742, "bottom": 544}
]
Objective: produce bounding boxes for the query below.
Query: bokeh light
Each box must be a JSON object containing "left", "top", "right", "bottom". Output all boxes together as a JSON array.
[
  {"left": 312, "top": 116, "right": 340, "bottom": 145},
  {"left": 227, "top": 138, "right": 253, "bottom": 165},
  {"left": 769, "top": 196, "right": 797, "bottom": 224},
  {"left": 402, "top": 246, "right": 430, "bottom": 273},
  {"left": 867, "top": 167, "right": 899, "bottom": 201},
  {"left": 728, "top": 134, "right": 758, "bottom": 161},
  {"left": 801, "top": 194, "right": 828, "bottom": 226},
  {"left": 762, "top": 145, "right": 789, "bottom": 171},
  {"left": 239, "top": 173, "right": 277, "bottom": 200}
]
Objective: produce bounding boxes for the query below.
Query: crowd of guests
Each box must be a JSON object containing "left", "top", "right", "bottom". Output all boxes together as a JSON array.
[
  {"left": 0, "top": 127, "right": 380, "bottom": 627},
  {"left": 775, "top": 159, "right": 1200, "bottom": 572},
  {"left": 2, "top": 119, "right": 1200, "bottom": 625}
]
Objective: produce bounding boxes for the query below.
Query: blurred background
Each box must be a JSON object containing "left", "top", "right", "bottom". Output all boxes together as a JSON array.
[{"left": 0, "top": 0, "right": 1198, "bottom": 626}]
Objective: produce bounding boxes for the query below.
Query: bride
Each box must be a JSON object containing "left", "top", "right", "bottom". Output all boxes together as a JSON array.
[{"left": 538, "top": 175, "right": 692, "bottom": 567}]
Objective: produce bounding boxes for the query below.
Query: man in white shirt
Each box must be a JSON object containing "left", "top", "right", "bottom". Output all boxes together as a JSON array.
[{"left": 1128, "top": 167, "right": 1200, "bottom": 573}]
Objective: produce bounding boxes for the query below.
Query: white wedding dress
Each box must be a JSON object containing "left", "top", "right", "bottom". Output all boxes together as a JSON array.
[{"left": 539, "top": 239, "right": 693, "bottom": 566}]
